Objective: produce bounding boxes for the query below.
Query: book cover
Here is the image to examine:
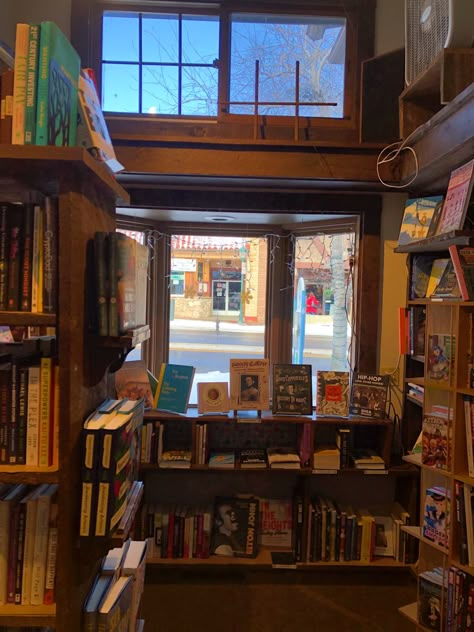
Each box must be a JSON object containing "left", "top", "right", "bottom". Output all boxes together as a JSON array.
[
  {"left": 94, "top": 231, "right": 108, "bottom": 336},
  {"left": 115, "top": 360, "right": 154, "bottom": 408},
  {"left": 76, "top": 69, "right": 124, "bottom": 173},
  {"left": 121, "top": 539, "right": 147, "bottom": 632},
  {"left": 97, "top": 575, "right": 134, "bottom": 632},
  {"left": 427, "top": 334, "right": 455, "bottom": 383},
  {"left": 272, "top": 364, "right": 312, "bottom": 415},
  {"left": 211, "top": 496, "right": 259, "bottom": 558},
  {"left": 423, "top": 486, "right": 450, "bottom": 549},
  {"left": 153, "top": 363, "right": 195, "bottom": 414},
  {"left": 316, "top": 371, "right": 350, "bottom": 417},
  {"left": 418, "top": 570, "right": 447, "bottom": 632},
  {"left": 397, "top": 196, "right": 443, "bottom": 245},
  {"left": 266, "top": 447, "right": 301, "bottom": 469},
  {"left": 372, "top": 514, "right": 394, "bottom": 557},
  {"left": 229, "top": 358, "right": 270, "bottom": 411},
  {"left": 410, "top": 254, "right": 435, "bottom": 299},
  {"left": 258, "top": 498, "right": 293, "bottom": 549},
  {"left": 116, "top": 232, "right": 137, "bottom": 334},
  {"left": 30, "top": 484, "right": 58, "bottom": 605},
  {"left": 6, "top": 205, "right": 23, "bottom": 311},
  {"left": 239, "top": 448, "right": 267, "bottom": 469},
  {"left": 436, "top": 159, "right": 474, "bottom": 236},
  {"left": 426, "top": 258, "right": 450, "bottom": 297},
  {"left": 422, "top": 414, "right": 450, "bottom": 470},
  {"left": 83, "top": 573, "right": 114, "bottom": 632},
  {"left": 449, "top": 244, "right": 474, "bottom": 301},
  {"left": 197, "top": 381, "right": 230, "bottom": 414},
  {"left": 430, "top": 260, "right": 461, "bottom": 299},
  {"left": 349, "top": 372, "right": 388, "bottom": 419},
  {"left": 208, "top": 452, "right": 235, "bottom": 469},
  {"left": 35, "top": 21, "right": 80, "bottom": 146}
]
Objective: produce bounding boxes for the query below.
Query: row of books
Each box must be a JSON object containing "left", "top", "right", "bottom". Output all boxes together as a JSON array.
[
  {"left": 0, "top": 336, "right": 57, "bottom": 467},
  {"left": 454, "top": 480, "right": 474, "bottom": 567},
  {"left": 93, "top": 231, "right": 148, "bottom": 337},
  {"left": 398, "top": 160, "right": 474, "bottom": 247},
  {"left": 463, "top": 396, "right": 474, "bottom": 479},
  {"left": 399, "top": 305, "right": 425, "bottom": 356},
  {"left": 418, "top": 567, "right": 448, "bottom": 632},
  {"left": 306, "top": 499, "right": 412, "bottom": 564},
  {"left": 446, "top": 566, "right": 474, "bottom": 632},
  {"left": 80, "top": 398, "right": 144, "bottom": 537},
  {"left": 83, "top": 539, "right": 147, "bottom": 632},
  {"left": 0, "top": 200, "right": 57, "bottom": 313},
  {"left": 0, "top": 483, "right": 58, "bottom": 606}
]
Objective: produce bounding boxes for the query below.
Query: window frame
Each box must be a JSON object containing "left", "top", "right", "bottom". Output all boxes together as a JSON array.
[
  {"left": 73, "top": 0, "right": 374, "bottom": 138},
  {"left": 116, "top": 212, "right": 377, "bottom": 383}
]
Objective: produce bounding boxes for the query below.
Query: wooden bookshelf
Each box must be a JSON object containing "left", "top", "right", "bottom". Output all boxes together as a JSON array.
[{"left": 0, "top": 311, "right": 56, "bottom": 326}]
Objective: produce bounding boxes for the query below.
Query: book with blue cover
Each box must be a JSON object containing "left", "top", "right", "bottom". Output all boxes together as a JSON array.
[{"left": 153, "top": 363, "right": 195, "bottom": 414}]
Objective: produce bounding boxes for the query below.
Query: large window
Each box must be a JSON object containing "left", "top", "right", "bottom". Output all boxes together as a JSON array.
[{"left": 100, "top": 7, "right": 348, "bottom": 120}]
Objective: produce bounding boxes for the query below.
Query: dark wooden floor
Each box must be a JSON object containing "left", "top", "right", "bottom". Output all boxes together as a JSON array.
[{"left": 142, "top": 568, "right": 417, "bottom": 631}]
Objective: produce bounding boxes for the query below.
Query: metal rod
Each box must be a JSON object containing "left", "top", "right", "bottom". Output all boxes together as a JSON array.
[
  {"left": 295, "top": 60, "right": 300, "bottom": 141},
  {"left": 254, "top": 59, "right": 260, "bottom": 140}
]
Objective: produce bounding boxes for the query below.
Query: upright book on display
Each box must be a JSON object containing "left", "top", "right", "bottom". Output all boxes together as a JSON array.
[
  {"left": 272, "top": 364, "right": 312, "bottom": 415},
  {"left": 153, "top": 363, "right": 195, "bottom": 414},
  {"left": 349, "top": 373, "right": 388, "bottom": 419},
  {"left": 229, "top": 358, "right": 270, "bottom": 411},
  {"left": 316, "top": 371, "right": 350, "bottom": 417}
]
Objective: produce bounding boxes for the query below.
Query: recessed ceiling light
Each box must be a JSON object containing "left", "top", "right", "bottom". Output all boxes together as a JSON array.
[{"left": 204, "top": 215, "right": 236, "bottom": 223}]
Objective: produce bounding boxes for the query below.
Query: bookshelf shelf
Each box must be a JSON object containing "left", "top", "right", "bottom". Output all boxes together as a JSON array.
[
  {"left": 0, "top": 603, "right": 56, "bottom": 627},
  {"left": 0, "top": 311, "right": 56, "bottom": 326},
  {"left": 394, "top": 229, "right": 474, "bottom": 253},
  {"left": 0, "top": 467, "right": 59, "bottom": 484},
  {"left": 398, "top": 601, "right": 418, "bottom": 625}
]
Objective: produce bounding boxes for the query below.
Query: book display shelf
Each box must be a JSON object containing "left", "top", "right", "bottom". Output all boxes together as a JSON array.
[
  {"left": 397, "top": 238, "right": 474, "bottom": 630},
  {"left": 138, "top": 409, "right": 419, "bottom": 570},
  {"left": 0, "top": 145, "right": 145, "bottom": 631}
]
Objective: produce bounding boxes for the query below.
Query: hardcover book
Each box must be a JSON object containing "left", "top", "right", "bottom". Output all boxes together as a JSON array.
[
  {"left": 197, "top": 382, "right": 230, "bottom": 414},
  {"left": 259, "top": 498, "right": 293, "bottom": 549},
  {"left": 115, "top": 360, "right": 154, "bottom": 409},
  {"left": 427, "top": 334, "right": 455, "bottom": 383},
  {"left": 422, "top": 414, "right": 450, "bottom": 470},
  {"left": 11, "top": 23, "right": 29, "bottom": 145},
  {"left": 239, "top": 448, "right": 267, "bottom": 469},
  {"left": 316, "top": 371, "right": 350, "bottom": 417},
  {"left": 208, "top": 452, "right": 235, "bottom": 469},
  {"left": 430, "top": 260, "right": 461, "bottom": 299},
  {"left": 153, "top": 363, "right": 195, "bottom": 414},
  {"left": 349, "top": 372, "right": 388, "bottom": 419},
  {"left": 35, "top": 21, "right": 80, "bottom": 146},
  {"left": 449, "top": 244, "right": 474, "bottom": 301},
  {"left": 272, "top": 364, "right": 312, "bottom": 415},
  {"left": 397, "top": 196, "right": 444, "bottom": 245},
  {"left": 435, "top": 159, "right": 474, "bottom": 236},
  {"left": 423, "top": 486, "right": 450, "bottom": 549},
  {"left": 211, "top": 496, "right": 259, "bottom": 558},
  {"left": 229, "top": 358, "right": 270, "bottom": 411}
]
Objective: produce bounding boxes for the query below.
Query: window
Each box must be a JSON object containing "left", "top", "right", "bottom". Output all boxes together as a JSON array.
[
  {"left": 102, "top": 11, "right": 219, "bottom": 115},
  {"left": 229, "top": 13, "right": 346, "bottom": 118},
  {"left": 99, "top": 5, "right": 351, "bottom": 121}
]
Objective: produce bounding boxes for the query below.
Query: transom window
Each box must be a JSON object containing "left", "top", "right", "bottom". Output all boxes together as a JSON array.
[{"left": 101, "top": 9, "right": 346, "bottom": 119}]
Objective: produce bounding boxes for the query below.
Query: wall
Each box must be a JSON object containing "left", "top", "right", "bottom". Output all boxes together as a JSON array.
[
  {"left": 0, "top": 0, "right": 71, "bottom": 45},
  {"left": 375, "top": 0, "right": 405, "bottom": 56}
]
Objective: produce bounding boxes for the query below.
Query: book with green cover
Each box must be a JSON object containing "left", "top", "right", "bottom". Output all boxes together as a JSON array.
[
  {"left": 35, "top": 21, "right": 80, "bottom": 146},
  {"left": 153, "top": 363, "right": 195, "bottom": 414}
]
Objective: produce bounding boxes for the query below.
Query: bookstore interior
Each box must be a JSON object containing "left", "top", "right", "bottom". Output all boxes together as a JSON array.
[{"left": 1, "top": 0, "right": 474, "bottom": 631}]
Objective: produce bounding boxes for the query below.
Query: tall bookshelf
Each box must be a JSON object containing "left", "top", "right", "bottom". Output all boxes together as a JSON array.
[
  {"left": 0, "top": 145, "right": 133, "bottom": 630},
  {"left": 397, "top": 237, "right": 474, "bottom": 630}
]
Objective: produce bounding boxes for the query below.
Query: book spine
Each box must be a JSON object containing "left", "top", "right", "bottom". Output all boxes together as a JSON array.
[
  {"left": 42, "top": 198, "right": 57, "bottom": 314},
  {"left": 11, "top": 24, "right": 29, "bottom": 145},
  {"left": 0, "top": 362, "right": 10, "bottom": 464},
  {"left": 21, "top": 496, "right": 38, "bottom": 605},
  {"left": 8, "top": 361, "right": 18, "bottom": 464},
  {"left": 0, "top": 203, "right": 9, "bottom": 310},
  {"left": 24, "top": 24, "right": 40, "bottom": 144},
  {"left": 30, "top": 492, "right": 51, "bottom": 605},
  {"left": 43, "top": 497, "right": 58, "bottom": 604},
  {"left": 14, "top": 501, "right": 27, "bottom": 603},
  {"left": 16, "top": 364, "right": 28, "bottom": 465},
  {"left": 0, "top": 504, "right": 9, "bottom": 604},
  {"left": 20, "top": 203, "right": 34, "bottom": 311},
  {"left": 26, "top": 365, "right": 40, "bottom": 466},
  {"left": 31, "top": 204, "right": 42, "bottom": 313},
  {"left": 0, "top": 69, "right": 14, "bottom": 145},
  {"left": 6, "top": 500, "right": 21, "bottom": 603},
  {"left": 108, "top": 232, "right": 119, "bottom": 336},
  {"left": 38, "top": 356, "right": 52, "bottom": 468},
  {"left": 34, "top": 22, "right": 51, "bottom": 146},
  {"left": 94, "top": 232, "right": 108, "bottom": 335},
  {"left": 7, "top": 206, "right": 23, "bottom": 311}
]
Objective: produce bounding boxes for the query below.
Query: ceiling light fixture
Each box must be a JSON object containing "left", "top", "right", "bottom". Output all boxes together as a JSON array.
[{"left": 204, "top": 215, "right": 236, "bottom": 223}]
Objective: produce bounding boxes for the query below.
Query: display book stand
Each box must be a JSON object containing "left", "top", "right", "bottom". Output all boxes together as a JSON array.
[
  {"left": 396, "top": 231, "right": 474, "bottom": 630},
  {"left": 139, "top": 402, "right": 417, "bottom": 570},
  {"left": 0, "top": 146, "right": 146, "bottom": 632}
]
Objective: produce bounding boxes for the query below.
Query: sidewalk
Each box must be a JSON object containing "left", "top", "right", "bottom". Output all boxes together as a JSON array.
[{"left": 170, "top": 315, "right": 335, "bottom": 336}]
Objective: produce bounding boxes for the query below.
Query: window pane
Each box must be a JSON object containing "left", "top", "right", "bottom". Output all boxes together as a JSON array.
[
  {"left": 102, "top": 63, "right": 139, "bottom": 113},
  {"left": 182, "top": 66, "right": 218, "bottom": 116},
  {"left": 142, "top": 14, "right": 179, "bottom": 63},
  {"left": 230, "top": 13, "right": 346, "bottom": 118},
  {"left": 169, "top": 235, "right": 267, "bottom": 405},
  {"left": 292, "top": 233, "right": 354, "bottom": 389},
  {"left": 182, "top": 15, "right": 219, "bottom": 64},
  {"left": 142, "top": 65, "right": 179, "bottom": 115},
  {"left": 103, "top": 12, "right": 139, "bottom": 62}
]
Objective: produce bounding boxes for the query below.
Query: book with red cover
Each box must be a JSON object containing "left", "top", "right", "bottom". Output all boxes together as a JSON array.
[{"left": 436, "top": 159, "right": 474, "bottom": 236}]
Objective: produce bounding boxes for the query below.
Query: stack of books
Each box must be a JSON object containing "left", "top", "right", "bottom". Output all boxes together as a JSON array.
[
  {"left": 313, "top": 444, "right": 340, "bottom": 472},
  {"left": 239, "top": 448, "right": 267, "bottom": 469},
  {"left": 159, "top": 450, "right": 192, "bottom": 469},
  {"left": 266, "top": 447, "right": 301, "bottom": 469},
  {"left": 352, "top": 449, "right": 386, "bottom": 472}
]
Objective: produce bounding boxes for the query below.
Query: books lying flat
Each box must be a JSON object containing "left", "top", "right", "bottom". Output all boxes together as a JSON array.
[
  {"left": 313, "top": 445, "right": 340, "bottom": 470},
  {"left": 208, "top": 452, "right": 235, "bottom": 469},
  {"left": 239, "top": 448, "right": 267, "bottom": 469},
  {"left": 159, "top": 450, "right": 192, "bottom": 469},
  {"left": 266, "top": 447, "right": 300, "bottom": 469},
  {"left": 352, "top": 449, "right": 385, "bottom": 470}
]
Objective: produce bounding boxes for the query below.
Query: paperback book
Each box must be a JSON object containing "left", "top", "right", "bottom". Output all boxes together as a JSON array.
[
  {"left": 349, "top": 372, "right": 388, "bottom": 419},
  {"left": 211, "top": 496, "right": 259, "bottom": 558},
  {"left": 272, "top": 364, "right": 312, "bottom": 415},
  {"left": 418, "top": 569, "right": 447, "bottom": 632},
  {"left": 435, "top": 159, "right": 474, "bottom": 236},
  {"left": 316, "top": 371, "right": 350, "bottom": 417},
  {"left": 449, "top": 244, "right": 474, "bottom": 301},
  {"left": 239, "top": 448, "right": 267, "bottom": 469},
  {"left": 421, "top": 413, "right": 450, "bottom": 470},
  {"left": 115, "top": 360, "right": 154, "bottom": 408},
  {"left": 208, "top": 452, "right": 235, "bottom": 469},
  {"left": 423, "top": 486, "right": 450, "bottom": 550},
  {"left": 259, "top": 498, "right": 293, "bottom": 549},
  {"left": 229, "top": 358, "right": 270, "bottom": 411},
  {"left": 397, "top": 196, "right": 444, "bottom": 245},
  {"left": 153, "top": 363, "right": 195, "bottom": 414},
  {"left": 427, "top": 334, "right": 455, "bottom": 383},
  {"left": 197, "top": 382, "right": 230, "bottom": 415}
]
